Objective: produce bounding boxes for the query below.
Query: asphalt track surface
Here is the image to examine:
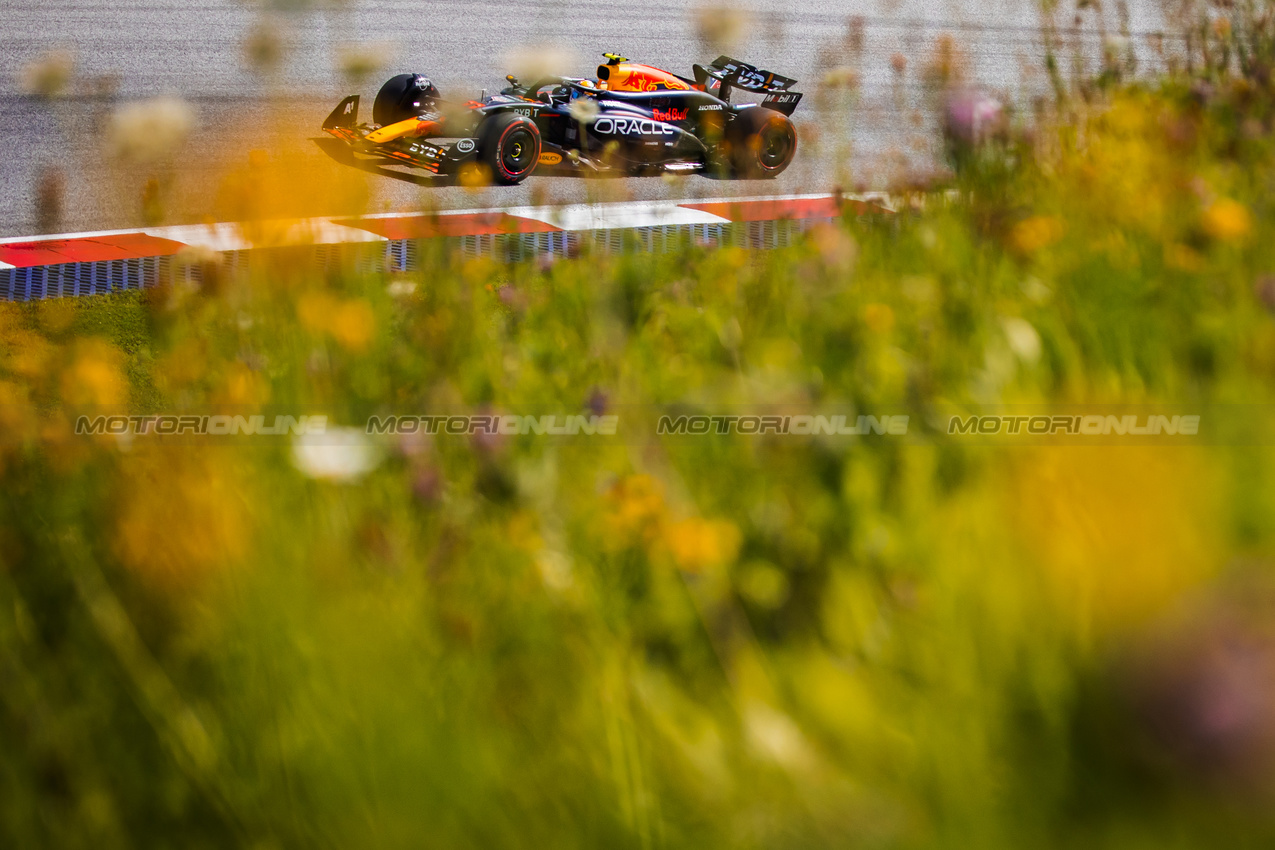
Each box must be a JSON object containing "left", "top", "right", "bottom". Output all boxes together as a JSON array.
[{"left": 0, "top": 0, "right": 1172, "bottom": 237}]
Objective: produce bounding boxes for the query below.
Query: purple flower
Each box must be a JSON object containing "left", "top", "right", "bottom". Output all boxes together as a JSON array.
[{"left": 944, "top": 89, "right": 1005, "bottom": 145}]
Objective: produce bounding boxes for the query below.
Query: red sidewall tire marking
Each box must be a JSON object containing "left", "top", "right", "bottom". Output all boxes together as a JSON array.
[{"left": 496, "top": 120, "right": 540, "bottom": 180}]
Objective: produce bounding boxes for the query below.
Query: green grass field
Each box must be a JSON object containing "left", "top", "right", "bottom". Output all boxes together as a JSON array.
[{"left": 7, "top": 7, "right": 1275, "bottom": 848}]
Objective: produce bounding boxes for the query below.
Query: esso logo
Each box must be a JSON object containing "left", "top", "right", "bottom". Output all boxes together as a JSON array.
[{"left": 456, "top": 139, "right": 476, "bottom": 153}]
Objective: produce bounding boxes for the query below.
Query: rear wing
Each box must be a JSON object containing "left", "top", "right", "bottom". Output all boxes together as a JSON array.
[{"left": 693, "top": 56, "right": 803, "bottom": 114}]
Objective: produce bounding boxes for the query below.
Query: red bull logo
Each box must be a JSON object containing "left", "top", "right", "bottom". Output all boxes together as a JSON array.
[
  {"left": 652, "top": 107, "right": 688, "bottom": 123},
  {"left": 603, "top": 64, "right": 692, "bottom": 93}
]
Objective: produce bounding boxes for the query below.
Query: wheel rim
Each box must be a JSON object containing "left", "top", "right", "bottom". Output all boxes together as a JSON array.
[
  {"left": 758, "top": 122, "right": 794, "bottom": 169},
  {"left": 503, "top": 129, "right": 536, "bottom": 174}
]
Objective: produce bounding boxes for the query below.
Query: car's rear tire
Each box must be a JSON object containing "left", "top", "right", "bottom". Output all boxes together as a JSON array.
[
  {"left": 374, "top": 74, "right": 423, "bottom": 126},
  {"left": 726, "top": 107, "right": 797, "bottom": 179},
  {"left": 479, "top": 113, "right": 542, "bottom": 185}
]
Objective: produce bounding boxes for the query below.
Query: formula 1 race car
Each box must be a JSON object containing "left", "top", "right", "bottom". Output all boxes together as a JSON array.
[{"left": 319, "top": 54, "right": 802, "bottom": 184}]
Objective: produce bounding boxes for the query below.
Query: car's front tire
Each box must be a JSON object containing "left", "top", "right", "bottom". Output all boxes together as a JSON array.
[
  {"left": 478, "top": 113, "right": 542, "bottom": 185},
  {"left": 725, "top": 107, "right": 797, "bottom": 179}
]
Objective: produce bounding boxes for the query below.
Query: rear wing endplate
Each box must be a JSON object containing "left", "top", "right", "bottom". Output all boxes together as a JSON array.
[
  {"left": 693, "top": 56, "right": 802, "bottom": 114},
  {"left": 694, "top": 56, "right": 796, "bottom": 93}
]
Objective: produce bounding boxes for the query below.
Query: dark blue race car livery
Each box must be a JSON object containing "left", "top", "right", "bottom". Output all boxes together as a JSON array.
[{"left": 320, "top": 54, "right": 803, "bottom": 184}]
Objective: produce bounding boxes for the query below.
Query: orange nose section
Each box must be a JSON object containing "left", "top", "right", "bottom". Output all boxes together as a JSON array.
[
  {"left": 367, "top": 117, "right": 441, "bottom": 144},
  {"left": 596, "top": 63, "right": 691, "bottom": 93}
]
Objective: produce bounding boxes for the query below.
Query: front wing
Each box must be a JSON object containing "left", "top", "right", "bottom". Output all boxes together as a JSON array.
[{"left": 320, "top": 95, "right": 479, "bottom": 175}]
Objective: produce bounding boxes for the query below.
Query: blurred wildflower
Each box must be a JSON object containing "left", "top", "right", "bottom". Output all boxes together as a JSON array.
[
  {"left": 663, "top": 517, "right": 741, "bottom": 573},
  {"left": 1202, "top": 198, "right": 1252, "bottom": 243},
  {"left": 743, "top": 702, "right": 815, "bottom": 769},
  {"left": 141, "top": 177, "right": 164, "bottom": 226},
  {"left": 1007, "top": 447, "right": 1221, "bottom": 633},
  {"left": 1001, "top": 317, "right": 1041, "bottom": 364},
  {"left": 604, "top": 474, "right": 667, "bottom": 546},
  {"left": 568, "top": 97, "right": 600, "bottom": 125},
  {"left": 338, "top": 42, "right": 396, "bottom": 86},
  {"left": 114, "top": 447, "right": 252, "bottom": 589},
  {"left": 1011, "top": 215, "right": 1064, "bottom": 255},
  {"left": 924, "top": 34, "right": 966, "bottom": 89},
  {"left": 107, "top": 97, "right": 196, "bottom": 164},
  {"left": 695, "top": 5, "right": 753, "bottom": 54},
  {"left": 810, "top": 223, "right": 857, "bottom": 270},
  {"left": 386, "top": 277, "right": 417, "bottom": 299},
  {"left": 1128, "top": 586, "right": 1275, "bottom": 785},
  {"left": 174, "top": 244, "right": 225, "bottom": 292},
  {"left": 943, "top": 88, "right": 1005, "bottom": 146},
  {"left": 217, "top": 363, "right": 270, "bottom": 406},
  {"left": 20, "top": 49, "right": 75, "bottom": 98},
  {"left": 292, "top": 428, "right": 383, "bottom": 483},
  {"left": 586, "top": 387, "right": 609, "bottom": 417},
  {"left": 736, "top": 560, "right": 790, "bottom": 609},
  {"left": 297, "top": 293, "right": 375, "bottom": 352},
  {"left": 34, "top": 166, "right": 64, "bottom": 234},
  {"left": 1254, "top": 275, "right": 1275, "bottom": 312},
  {"left": 504, "top": 43, "right": 579, "bottom": 84},
  {"left": 244, "top": 20, "right": 287, "bottom": 72},
  {"left": 412, "top": 465, "right": 443, "bottom": 503},
  {"left": 457, "top": 162, "right": 493, "bottom": 189},
  {"left": 863, "top": 303, "right": 895, "bottom": 334},
  {"left": 890, "top": 53, "right": 907, "bottom": 76},
  {"left": 821, "top": 66, "right": 859, "bottom": 90},
  {"left": 1167, "top": 243, "right": 1206, "bottom": 272},
  {"left": 60, "top": 339, "right": 126, "bottom": 408},
  {"left": 329, "top": 299, "right": 375, "bottom": 352}
]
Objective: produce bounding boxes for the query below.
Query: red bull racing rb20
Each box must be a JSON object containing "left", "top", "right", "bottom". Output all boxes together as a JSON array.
[{"left": 320, "top": 54, "right": 802, "bottom": 185}]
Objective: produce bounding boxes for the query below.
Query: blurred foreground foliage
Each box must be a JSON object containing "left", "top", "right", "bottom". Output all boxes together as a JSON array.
[{"left": 10, "top": 18, "right": 1275, "bottom": 850}]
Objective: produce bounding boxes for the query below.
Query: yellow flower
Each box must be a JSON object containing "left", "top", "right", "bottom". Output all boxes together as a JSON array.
[
  {"left": 458, "top": 162, "right": 493, "bottom": 189},
  {"left": 863, "top": 303, "right": 895, "bottom": 334},
  {"left": 297, "top": 293, "right": 375, "bottom": 352},
  {"left": 1202, "top": 198, "right": 1252, "bottom": 243},
  {"left": 1005, "top": 446, "right": 1221, "bottom": 634},
  {"left": 217, "top": 363, "right": 270, "bottom": 406},
  {"left": 1011, "top": 216, "right": 1065, "bottom": 255},
  {"left": 663, "top": 517, "right": 742, "bottom": 573},
  {"left": 329, "top": 299, "right": 375, "bottom": 352},
  {"left": 297, "top": 292, "right": 337, "bottom": 335},
  {"left": 1166, "top": 243, "right": 1204, "bottom": 272},
  {"left": 114, "top": 446, "right": 251, "bottom": 589},
  {"left": 61, "top": 339, "right": 126, "bottom": 408},
  {"left": 604, "top": 474, "right": 667, "bottom": 546}
]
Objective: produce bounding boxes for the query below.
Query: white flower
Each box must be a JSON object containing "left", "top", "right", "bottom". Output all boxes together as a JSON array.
[
  {"left": 108, "top": 97, "right": 196, "bottom": 163},
  {"left": 1002, "top": 317, "right": 1042, "bottom": 364},
  {"left": 292, "top": 428, "right": 382, "bottom": 483},
  {"left": 568, "top": 97, "right": 600, "bottom": 125},
  {"left": 386, "top": 278, "right": 418, "bottom": 298}
]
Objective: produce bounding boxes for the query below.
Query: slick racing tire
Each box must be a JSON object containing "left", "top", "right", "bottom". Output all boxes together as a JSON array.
[
  {"left": 726, "top": 107, "right": 797, "bottom": 179},
  {"left": 478, "top": 113, "right": 542, "bottom": 185},
  {"left": 373, "top": 74, "right": 423, "bottom": 126}
]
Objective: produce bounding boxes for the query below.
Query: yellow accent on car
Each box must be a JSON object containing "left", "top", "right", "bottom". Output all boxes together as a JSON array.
[
  {"left": 367, "top": 117, "right": 430, "bottom": 144},
  {"left": 538, "top": 152, "right": 563, "bottom": 166}
]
